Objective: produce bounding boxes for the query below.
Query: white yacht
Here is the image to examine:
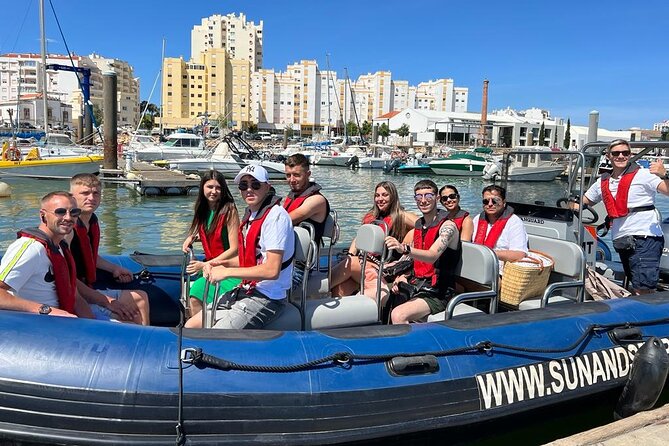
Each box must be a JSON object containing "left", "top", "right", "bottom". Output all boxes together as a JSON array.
[
  {"left": 483, "top": 146, "right": 565, "bottom": 182},
  {"left": 133, "top": 132, "right": 206, "bottom": 162}
]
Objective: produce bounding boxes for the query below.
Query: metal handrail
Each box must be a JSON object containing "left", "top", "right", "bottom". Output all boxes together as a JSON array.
[{"left": 180, "top": 248, "right": 194, "bottom": 310}]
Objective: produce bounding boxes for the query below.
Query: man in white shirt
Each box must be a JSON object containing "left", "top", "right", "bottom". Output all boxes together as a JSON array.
[
  {"left": 471, "top": 185, "right": 528, "bottom": 274},
  {"left": 187, "top": 165, "right": 295, "bottom": 329},
  {"left": 582, "top": 139, "right": 669, "bottom": 294},
  {"left": 0, "top": 191, "right": 80, "bottom": 318}
]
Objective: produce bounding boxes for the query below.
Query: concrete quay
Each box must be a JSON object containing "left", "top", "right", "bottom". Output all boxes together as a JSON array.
[{"left": 546, "top": 403, "right": 669, "bottom": 445}]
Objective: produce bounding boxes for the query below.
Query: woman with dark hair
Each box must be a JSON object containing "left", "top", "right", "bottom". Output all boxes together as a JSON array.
[
  {"left": 330, "top": 181, "right": 417, "bottom": 303},
  {"left": 438, "top": 184, "right": 474, "bottom": 241},
  {"left": 182, "top": 170, "right": 241, "bottom": 324}
]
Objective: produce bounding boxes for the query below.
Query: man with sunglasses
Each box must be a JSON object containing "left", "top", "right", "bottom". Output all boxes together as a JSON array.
[
  {"left": 0, "top": 191, "right": 80, "bottom": 317},
  {"left": 66, "top": 173, "right": 150, "bottom": 325},
  {"left": 472, "top": 185, "right": 527, "bottom": 274},
  {"left": 198, "top": 164, "right": 295, "bottom": 329},
  {"left": 384, "top": 180, "right": 461, "bottom": 323},
  {"left": 581, "top": 139, "right": 669, "bottom": 294}
]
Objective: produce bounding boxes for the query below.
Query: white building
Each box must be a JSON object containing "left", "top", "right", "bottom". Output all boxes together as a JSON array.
[
  {"left": 413, "top": 79, "right": 468, "bottom": 113},
  {"left": 0, "top": 52, "right": 139, "bottom": 130},
  {"left": 0, "top": 93, "right": 72, "bottom": 129},
  {"left": 653, "top": 120, "right": 669, "bottom": 132},
  {"left": 191, "top": 13, "right": 263, "bottom": 71},
  {"left": 373, "top": 107, "right": 565, "bottom": 148}
]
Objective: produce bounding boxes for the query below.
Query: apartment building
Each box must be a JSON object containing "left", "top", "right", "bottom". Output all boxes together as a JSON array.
[
  {"left": 413, "top": 78, "right": 468, "bottom": 113},
  {"left": 191, "top": 13, "right": 263, "bottom": 71},
  {"left": 0, "top": 52, "right": 139, "bottom": 129},
  {"left": 162, "top": 49, "right": 251, "bottom": 131}
]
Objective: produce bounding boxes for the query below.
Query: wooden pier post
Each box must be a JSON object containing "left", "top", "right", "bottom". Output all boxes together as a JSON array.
[{"left": 103, "top": 71, "right": 118, "bottom": 170}]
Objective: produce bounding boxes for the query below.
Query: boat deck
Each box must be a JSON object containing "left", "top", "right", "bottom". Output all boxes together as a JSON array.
[{"left": 100, "top": 161, "right": 199, "bottom": 196}]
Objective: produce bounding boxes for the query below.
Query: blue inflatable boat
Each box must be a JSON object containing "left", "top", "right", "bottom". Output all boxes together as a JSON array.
[{"left": 0, "top": 248, "right": 668, "bottom": 445}]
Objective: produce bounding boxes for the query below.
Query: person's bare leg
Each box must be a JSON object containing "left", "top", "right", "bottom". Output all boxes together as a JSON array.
[
  {"left": 391, "top": 298, "right": 431, "bottom": 324},
  {"left": 119, "top": 290, "right": 150, "bottom": 325}
]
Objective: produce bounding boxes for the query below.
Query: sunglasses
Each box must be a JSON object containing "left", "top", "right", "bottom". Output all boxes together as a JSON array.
[
  {"left": 482, "top": 197, "right": 503, "bottom": 206},
  {"left": 440, "top": 193, "right": 459, "bottom": 203},
  {"left": 414, "top": 192, "right": 436, "bottom": 201},
  {"left": 45, "top": 207, "right": 82, "bottom": 218},
  {"left": 238, "top": 180, "right": 263, "bottom": 191},
  {"left": 610, "top": 150, "right": 631, "bottom": 158}
]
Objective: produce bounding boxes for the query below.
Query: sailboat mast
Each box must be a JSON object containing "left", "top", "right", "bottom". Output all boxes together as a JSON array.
[
  {"left": 39, "top": 0, "right": 48, "bottom": 130},
  {"left": 325, "top": 53, "right": 331, "bottom": 139},
  {"left": 159, "top": 38, "right": 165, "bottom": 135}
]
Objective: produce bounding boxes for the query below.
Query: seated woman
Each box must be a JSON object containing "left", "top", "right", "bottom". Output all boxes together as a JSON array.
[
  {"left": 330, "top": 181, "right": 417, "bottom": 305},
  {"left": 439, "top": 184, "right": 474, "bottom": 241},
  {"left": 182, "top": 170, "right": 241, "bottom": 327}
]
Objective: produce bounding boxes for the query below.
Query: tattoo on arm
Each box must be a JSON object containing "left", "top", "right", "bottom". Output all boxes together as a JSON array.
[{"left": 437, "top": 224, "right": 456, "bottom": 253}]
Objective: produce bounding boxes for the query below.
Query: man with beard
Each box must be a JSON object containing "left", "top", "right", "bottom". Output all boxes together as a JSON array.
[
  {"left": 0, "top": 191, "right": 80, "bottom": 317},
  {"left": 471, "top": 185, "right": 527, "bottom": 274},
  {"left": 384, "top": 180, "right": 460, "bottom": 324}
]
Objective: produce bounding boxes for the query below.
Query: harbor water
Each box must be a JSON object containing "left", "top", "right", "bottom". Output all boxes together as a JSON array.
[{"left": 2, "top": 165, "right": 669, "bottom": 254}]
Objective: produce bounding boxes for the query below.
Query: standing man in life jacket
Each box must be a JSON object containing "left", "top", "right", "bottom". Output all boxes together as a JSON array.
[
  {"left": 0, "top": 191, "right": 80, "bottom": 317},
  {"left": 472, "top": 185, "right": 528, "bottom": 274},
  {"left": 582, "top": 139, "right": 669, "bottom": 294},
  {"left": 193, "top": 165, "right": 295, "bottom": 329},
  {"left": 283, "top": 154, "right": 330, "bottom": 243},
  {"left": 67, "top": 173, "right": 150, "bottom": 325},
  {"left": 383, "top": 180, "right": 461, "bottom": 324}
]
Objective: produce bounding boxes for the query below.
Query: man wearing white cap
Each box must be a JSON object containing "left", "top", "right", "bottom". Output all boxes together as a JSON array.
[{"left": 191, "top": 164, "right": 295, "bottom": 329}]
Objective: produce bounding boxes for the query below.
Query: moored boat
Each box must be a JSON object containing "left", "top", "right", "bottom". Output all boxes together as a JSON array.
[{"left": 429, "top": 147, "right": 492, "bottom": 176}]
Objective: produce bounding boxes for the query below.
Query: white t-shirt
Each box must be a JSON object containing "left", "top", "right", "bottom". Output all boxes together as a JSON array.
[
  {"left": 0, "top": 237, "right": 60, "bottom": 307},
  {"left": 472, "top": 213, "right": 528, "bottom": 274},
  {"left": 584, "top": 168, "right": 662, "bottom": 240},
  {"left": 243, "top": 205, "right": 295, "bottom": 299}
]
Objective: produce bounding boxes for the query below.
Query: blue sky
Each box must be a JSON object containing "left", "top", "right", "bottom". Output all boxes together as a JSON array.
[{"left": 1, "top": 0, "right": 667, "bottom": 130}]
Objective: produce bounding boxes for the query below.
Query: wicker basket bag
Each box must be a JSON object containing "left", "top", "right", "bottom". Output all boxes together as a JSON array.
[{"left": 500, "top": 250, "right": 554, "bottom": 307}]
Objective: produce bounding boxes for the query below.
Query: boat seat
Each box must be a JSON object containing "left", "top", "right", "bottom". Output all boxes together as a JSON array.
[
  {"left": 518, "top": 235, "right": 585, "bottom": 311},
  {"left": 428, "top": 242, "right": 499, "bottom": 321},
  {"left": 292, "top": 210, "right": 339, "bottom": 298},
  {"left": 287, "top": 224, "right": 387, "bottom": 330}
]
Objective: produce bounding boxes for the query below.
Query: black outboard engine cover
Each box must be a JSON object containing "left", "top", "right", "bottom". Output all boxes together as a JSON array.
[
  {"left": 659, "top": 217, "right": 669, "bottom": 277},
  {"left": 614, "top": 337, "right": 669, "bottom": 419}
]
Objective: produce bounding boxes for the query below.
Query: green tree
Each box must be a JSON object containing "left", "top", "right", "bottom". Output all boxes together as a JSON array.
[
  {"left": 346, "top": 121, "right": 358, "bottom": 138},
  {"left": 396, "top": 123, "right": 410, "bottom": 138},
  {"left": 140, "top": 114, "right": 153, "bottom": 130},
  {"left": 563, "top": 118, "right": 571, "bottom": 149},
  {"left": 285, "top": 124, "right": 294, "bottom": 138},
  {"left": 661, "top": 125, "right": 669, "bottom": 142},
  {"left": 92, "top": 103, "right": 103, "bottom": 126},
  {"left": 538, "top": 121, "right": 545, "bottom": 146},
  {"left": 248, "top": 122, "right": 258, "bottom": 134},
  {"left": 360, "top": 120, "right": 372, "bottom": 137},
  {"left": 378, "top": 123, "right": 390, "bottom": 142},
  {"left": 552, "top": 126, "right": 558, "bottom": 147}
]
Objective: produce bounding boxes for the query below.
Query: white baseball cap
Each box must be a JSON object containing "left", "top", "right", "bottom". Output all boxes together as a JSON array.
[{"left": 233, "top": 164, "right": 270, "bottom": 184}]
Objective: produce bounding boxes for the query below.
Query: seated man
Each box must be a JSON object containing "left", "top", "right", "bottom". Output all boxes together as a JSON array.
[
  {"left": 67, "top": 173, "right": 150, "bottom": 325},
  {"left": 471, "top": 185, "right": 527, "bottom": 274},
  {"left": 283, "top": 153, "right": 330, "bottom": 289},
  {"left": 0, "top": 191, "right": 80, "bottom": 318},
  {"left": 187, "top": 165, "right": 295, "bottom": 329},
  {"left": 384, "top": 180, "right": 461, "bottom": 324}
]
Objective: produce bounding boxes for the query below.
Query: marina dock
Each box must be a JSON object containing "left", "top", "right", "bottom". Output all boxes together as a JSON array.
[
  {"left": 100, "top": 161, "right": 199, "bottom": 196},
  {"left": 547, "top": 403, "right": 669, "bottom": 445}
]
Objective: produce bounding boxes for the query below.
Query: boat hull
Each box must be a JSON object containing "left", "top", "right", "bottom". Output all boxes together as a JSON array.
[
  {"left": 507, "top": 166, "right": 566, "bottom": 182},
  {"left": 0, "top": 156, "right": 102, "bottom": 179},
  {"left": 0, "top": 253, "right": 668, "bottom": 446},
  {"left": 429, "top": 160, "right": 486, "bottom": 176}
]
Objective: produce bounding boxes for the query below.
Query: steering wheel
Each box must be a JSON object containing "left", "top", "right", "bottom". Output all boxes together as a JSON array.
[{"left": 556, "top": 197, "right": 599, "bottom": 224}]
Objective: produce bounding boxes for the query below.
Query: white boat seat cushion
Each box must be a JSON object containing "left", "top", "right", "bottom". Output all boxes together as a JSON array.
[
  {"left": 427, "top": 303, "right": 484, "bottom": 322},
  {"left": 518, "top": 296, "right": 574, "bottom": 311},
  {"left": 304, "top": 295, "right": 379, "bottom": 330}
]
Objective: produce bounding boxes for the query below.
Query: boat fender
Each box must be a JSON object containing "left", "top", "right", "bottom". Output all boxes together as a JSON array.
[
  {"left": 386, "top": 355, "right": 439, "bottom": 377},
  {"left": 614, "top": 336, "right": 669, "bottom": 420}
]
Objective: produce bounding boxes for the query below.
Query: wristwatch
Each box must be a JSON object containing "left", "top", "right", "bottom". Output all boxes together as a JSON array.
[{"left": 38, "top": 304, "right": 52, "bottom": 315}]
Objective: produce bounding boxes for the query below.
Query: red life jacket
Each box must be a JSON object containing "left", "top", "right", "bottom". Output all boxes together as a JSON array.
[
  {"left": 199, "top": 213, "right": 227, "bottom": 260},
  {"left": 283, "top": 182, "right": 330, "bottom": 243},
  {"left": 71, "top": 213, "right": 100, "bottom": 285},
  {"left": 474, "top": 206, "right": 515, "bottom": 249},
  {"left": 413, "top": 210, "right": 450, "bottom": 286},
  {"left": 449, "top": 209, "right": 469, "bottom": 232},
  {"left": 601, "top": 167, "right": 639, "bottom": 219},
  {"left": 237, "top": 194, "right": 288, "bottom": 289},
  {"left": 17, "top": 228, "right": 76, "bottom": 314}
]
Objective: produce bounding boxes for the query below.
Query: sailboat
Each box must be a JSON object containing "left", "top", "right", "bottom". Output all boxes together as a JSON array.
[{"left": 0, "top": 0, "right": 102, "bottom": 180}]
